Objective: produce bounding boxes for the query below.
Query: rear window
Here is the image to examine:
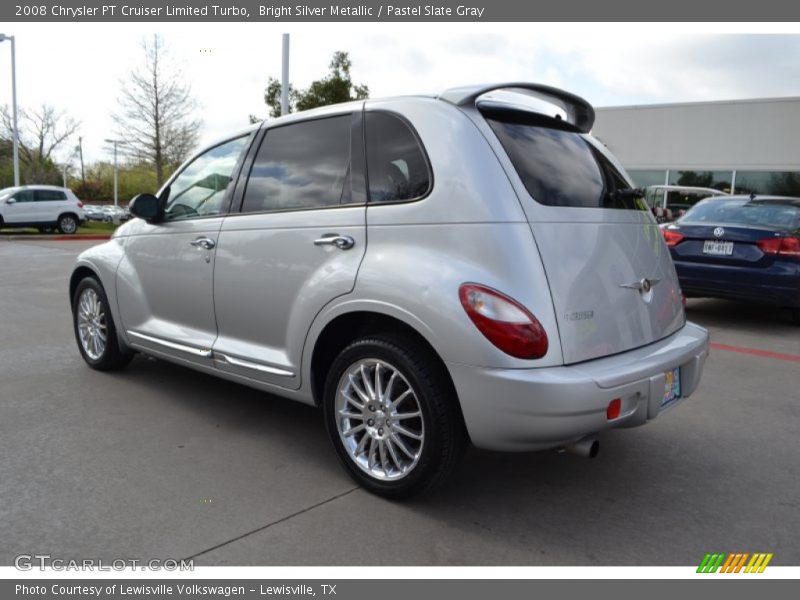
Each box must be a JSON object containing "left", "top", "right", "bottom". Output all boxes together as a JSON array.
[
  {"left": 682, "top": 199, "right": 800, "bottom": 229},
  {"left": 487, "top": 116, "right": 638, "bottom": 209},
  {"left": 242, "top": 115, "right": 352, "bottom": 213}
]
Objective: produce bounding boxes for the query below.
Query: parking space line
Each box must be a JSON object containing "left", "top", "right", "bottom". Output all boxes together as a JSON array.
[
  {"left": 710, "top": 342, "right": 800, "bottom": 364},
  {"left": 182, "top": 486, "right": 360, "bottom": 562}
]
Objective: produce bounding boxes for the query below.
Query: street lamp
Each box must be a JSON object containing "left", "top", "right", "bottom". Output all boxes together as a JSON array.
[
  {"left": 104, "top": 138, "right": 126, "bottom": 207},
  {"left": 0, "top": 33, "right": 20, "bottom": 187}
]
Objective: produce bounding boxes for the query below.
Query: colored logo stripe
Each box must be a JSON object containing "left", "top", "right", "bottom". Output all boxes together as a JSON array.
[{"left": 697, "top": 552, "right": 773, "bottom": 573}]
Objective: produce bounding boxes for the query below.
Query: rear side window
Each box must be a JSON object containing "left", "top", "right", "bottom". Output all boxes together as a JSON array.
[
  {"left": 34, "top": 189, "right": 67, "bottom": 201},
  {"left": 487, "top": 117, "right": 636, "bottom": 209},
  {"left": 242, "top": 115, "right": 351, "bottom": 213},
  {"left": 365, "top": 112, "right": 430, "bottom": 202}
]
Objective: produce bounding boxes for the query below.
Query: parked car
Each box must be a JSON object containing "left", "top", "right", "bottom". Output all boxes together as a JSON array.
[
  {"left": 0, "top": 185, "right": 85, "bottom": 234},
  {"left": 83, "top": 204, "right": 106, "bottom": 222},
  {"left": 645, "top": 185, "right": 728, "bottom": 223},
  {"left": 102, "top": 205, "right": 130, "bottom": 222},
  {"left": 69, "top": 83, "right": 709, "bottom": 498},
  {"left": 663, "top": 195, "right": 800, "bottom": 324}
]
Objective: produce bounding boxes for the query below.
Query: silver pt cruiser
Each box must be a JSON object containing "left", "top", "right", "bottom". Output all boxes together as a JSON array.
[{"left": 70, "top": 83, "right": 709, "bottom": 498}]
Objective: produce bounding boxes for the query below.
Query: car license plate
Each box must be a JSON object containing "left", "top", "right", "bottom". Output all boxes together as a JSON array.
[
  {"left": 662, "top": 367, "right": 681, "bottom": 408},
  {"left": 703, "top": 240, "right": 734, "bottom": 255}
]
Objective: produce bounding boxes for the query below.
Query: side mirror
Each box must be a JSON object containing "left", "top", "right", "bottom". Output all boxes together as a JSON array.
[
  {"left": 6, "top": 198, "right": 16, "bottom": 204},
  {"left": 128, "top": 193, "right": 161, "bottom": 223}
]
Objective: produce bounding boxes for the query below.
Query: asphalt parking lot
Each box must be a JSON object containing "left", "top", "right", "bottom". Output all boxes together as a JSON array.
[{"left": 1, "top": 239, "right": 799, "bottom": 566}]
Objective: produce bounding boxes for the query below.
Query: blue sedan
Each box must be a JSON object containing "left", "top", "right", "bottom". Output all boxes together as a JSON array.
[{"left": 662, "top": 195, "right": 800, "bottom": 325}]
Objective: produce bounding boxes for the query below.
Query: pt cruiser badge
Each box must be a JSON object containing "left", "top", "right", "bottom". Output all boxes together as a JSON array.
[{"left": 620, "top": 278, "right": 662, "bottom": 293}]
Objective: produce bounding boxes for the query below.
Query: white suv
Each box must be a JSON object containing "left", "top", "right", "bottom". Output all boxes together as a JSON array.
[{"left": 0, "top": 185, "right": 85, "bottom": 234}]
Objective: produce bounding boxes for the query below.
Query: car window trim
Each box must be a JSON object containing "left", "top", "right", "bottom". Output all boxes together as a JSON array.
[
  {"left": 231, "top": 111, "right": 364, "bottom": 217},
  {"left": 363, "top": 109, "right": 434, "bottom": 207}
]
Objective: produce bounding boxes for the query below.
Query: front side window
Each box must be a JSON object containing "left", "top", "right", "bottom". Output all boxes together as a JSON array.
[
  {"left": 365, "top": 112, "right": 430, "bottom": 202},
  {"left": 163, "top": 135, "right": 249, "bottom": 221},
  {"left": 487, "top": 115, "right": 638, "bottom": 209},
  {"left": 242, "top": 115, "right": 352, "bottom": 213},
  {"left": 12, "top": 190, "right": 35, "bottom": 203}
]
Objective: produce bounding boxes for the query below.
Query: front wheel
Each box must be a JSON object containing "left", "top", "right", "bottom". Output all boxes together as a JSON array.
[
  {"left": 72, "top": 277, "right": 133, "bottom": 370},
  {"left": 323, "top": 334, "right": 467, "bottom": 499},
  {"left": 58, "top": 214, "right": 78, "bottom": 234}
]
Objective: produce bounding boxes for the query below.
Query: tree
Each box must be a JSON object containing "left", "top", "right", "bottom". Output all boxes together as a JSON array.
[
  {"left": 114, "top": 34, "right": 201, "bottom": 186},
  {"left": 253, "top": 51, "right": 369, "bottom": 121},
  {"left": 0, "top": 104, "right": 80, "bottom": 185}
]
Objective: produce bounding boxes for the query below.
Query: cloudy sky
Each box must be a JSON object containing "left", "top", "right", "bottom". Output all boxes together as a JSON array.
[{"left": 1, "top": 23, "right": 799, "bottom": 165}]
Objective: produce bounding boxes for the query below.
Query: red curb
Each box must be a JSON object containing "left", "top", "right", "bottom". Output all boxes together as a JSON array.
[{"left": 710, "top": 342, "right": 800, "bottom": 364}]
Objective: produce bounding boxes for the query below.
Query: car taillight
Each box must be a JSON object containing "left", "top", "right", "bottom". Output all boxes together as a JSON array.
[
  {"left": 757, "top": 236, "right": 800, "bottom": 257},
  {"left": 77, "top": 201, "right": 84, "bottom": 208},
  {"left": 662, "top": 229, "right": 684, "bottom": 247},
  {"left": 458, "top": 283, "right": 548, "bottom": 359}
]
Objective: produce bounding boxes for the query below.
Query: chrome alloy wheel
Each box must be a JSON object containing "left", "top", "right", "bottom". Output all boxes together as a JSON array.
[
  {"left": 335, "top": 359, "right": 425, "bottom": 481},
  {"left": 60, "top": 216, "right": 77, "bottom": 234},
  {"left": 77, "top": 288, "right": 107, "bottom": 360}
]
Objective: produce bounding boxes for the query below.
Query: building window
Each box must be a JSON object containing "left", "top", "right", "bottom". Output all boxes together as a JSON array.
[
  {"left": 628, "top": 170, "right": 667, "bottom": 188},
  {"left": 734, "top": 171, "right": 800, "bottom": 197},
  {"left": 668, "top": 170, "right": 733, "bottom": 193}
]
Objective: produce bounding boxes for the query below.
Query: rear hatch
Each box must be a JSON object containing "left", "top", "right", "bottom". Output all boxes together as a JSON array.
[{"left": 485, "top": 110, "right": 685, "bottom": 364}]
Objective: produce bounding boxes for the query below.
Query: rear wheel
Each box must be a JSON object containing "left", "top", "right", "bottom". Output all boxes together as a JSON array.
[
  {"left": 58, "top": 214, "right": 78, "bottom": 234},
  {"left": 323, "top": 334, "right": 466, "bottom": 499},
  {"left": 72, "top": 277, "right": 133, "bottom": 370}
]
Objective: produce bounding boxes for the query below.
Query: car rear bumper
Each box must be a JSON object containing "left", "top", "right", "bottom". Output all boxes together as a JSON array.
[
  {"left": 447, "top": 321, "right": 709, "bottom": 451},
  {"left": 675, "top": 260, "right": 800, "bottom": 307}
]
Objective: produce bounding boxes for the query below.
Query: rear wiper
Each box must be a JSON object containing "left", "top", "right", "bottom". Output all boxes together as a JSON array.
[
  {"left": 605, "top": 187, "right": 644, "bottom": 206},
  {"left": 612, "top": 187, "right": 644, "bottom": 200}
]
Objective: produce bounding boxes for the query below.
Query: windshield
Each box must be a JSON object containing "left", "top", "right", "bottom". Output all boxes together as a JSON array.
[
  {"left": 486, "top": 116, "right": 641, "bottom": 210},
  {"left": 0, "top": 187, "right": 20, "bottom": 200},
  {"left": 682, "top": 199, "right": 800, "bottom": 229}
]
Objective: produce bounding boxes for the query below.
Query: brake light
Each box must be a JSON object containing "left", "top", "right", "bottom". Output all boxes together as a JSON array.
[
  {"left": 662, "top": 229, "right": 684, "bottom": 247},
  {"left": 77, "top": 201, "right": 84, "bottom": 208},
  {"left": 757, "top": 236, "right": 800, "bottom": 257},
  {"left": 458, "top": 283, "right": 548, "bottom": 359}
]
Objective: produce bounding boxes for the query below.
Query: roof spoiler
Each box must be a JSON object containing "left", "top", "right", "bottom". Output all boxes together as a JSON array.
[{"left": 438, "top": 82, "right": 595, "bottom": 133}]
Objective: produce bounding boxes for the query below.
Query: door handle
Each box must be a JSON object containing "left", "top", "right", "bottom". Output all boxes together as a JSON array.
[
  {"left": 190, "top": 237, "right": 216, "bottom": 250},
  {"left": 313, "top": 234, "right": 355, "bottom": 250}
]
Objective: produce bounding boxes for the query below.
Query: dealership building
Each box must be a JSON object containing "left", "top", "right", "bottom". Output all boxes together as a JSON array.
[{"left": 592, "top": 96, "right": 800, "bottom": 197}]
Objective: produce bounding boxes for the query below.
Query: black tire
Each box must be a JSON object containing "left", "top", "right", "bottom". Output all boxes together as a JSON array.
[
  {"left": 57, "top": 213, "right": 79, "bottom": 234},
  {"left": 72, "top": 277, "right": 134, "bottom": 371},
  {"left": 323, "top": 333, "right": 467, "bottom": 499},
  {"left": 790, "top": 307, "right": 800, "bottom": 327}
]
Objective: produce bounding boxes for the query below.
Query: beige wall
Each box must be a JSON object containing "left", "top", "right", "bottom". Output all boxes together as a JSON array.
[{"left": 592, "top": 97, "right": 800, "bottom": 171}]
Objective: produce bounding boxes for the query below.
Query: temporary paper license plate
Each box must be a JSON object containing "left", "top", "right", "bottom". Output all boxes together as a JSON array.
[
  {"left": 662, "top": 367, "right": 682, "bottom": 408},
  {"left": 703, "top": 240, "right": 734, "bottom": 255}
]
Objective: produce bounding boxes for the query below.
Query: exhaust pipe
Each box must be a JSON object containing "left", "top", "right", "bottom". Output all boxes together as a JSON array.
[{"left": 562, "top": 436, "right": 600, "bottom": 459}]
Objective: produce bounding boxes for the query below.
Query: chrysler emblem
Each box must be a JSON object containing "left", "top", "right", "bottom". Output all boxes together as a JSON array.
[
  {"left": 620, "top": 277, "right": 661, "bottom": 293},
  {"left": 713, "top": 227, "right": 725, "bottom": 238}
]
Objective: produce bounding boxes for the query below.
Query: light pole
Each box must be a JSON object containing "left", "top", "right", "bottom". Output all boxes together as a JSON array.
[
  {"left": 0, "top": 33, "right": 20, "bottom": 187},
  {"left": 104, "top": 139, "right": 126, "bottom": 207},
  {"left": 281, "top": 33, "right": 290, "bottom": 116}
]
